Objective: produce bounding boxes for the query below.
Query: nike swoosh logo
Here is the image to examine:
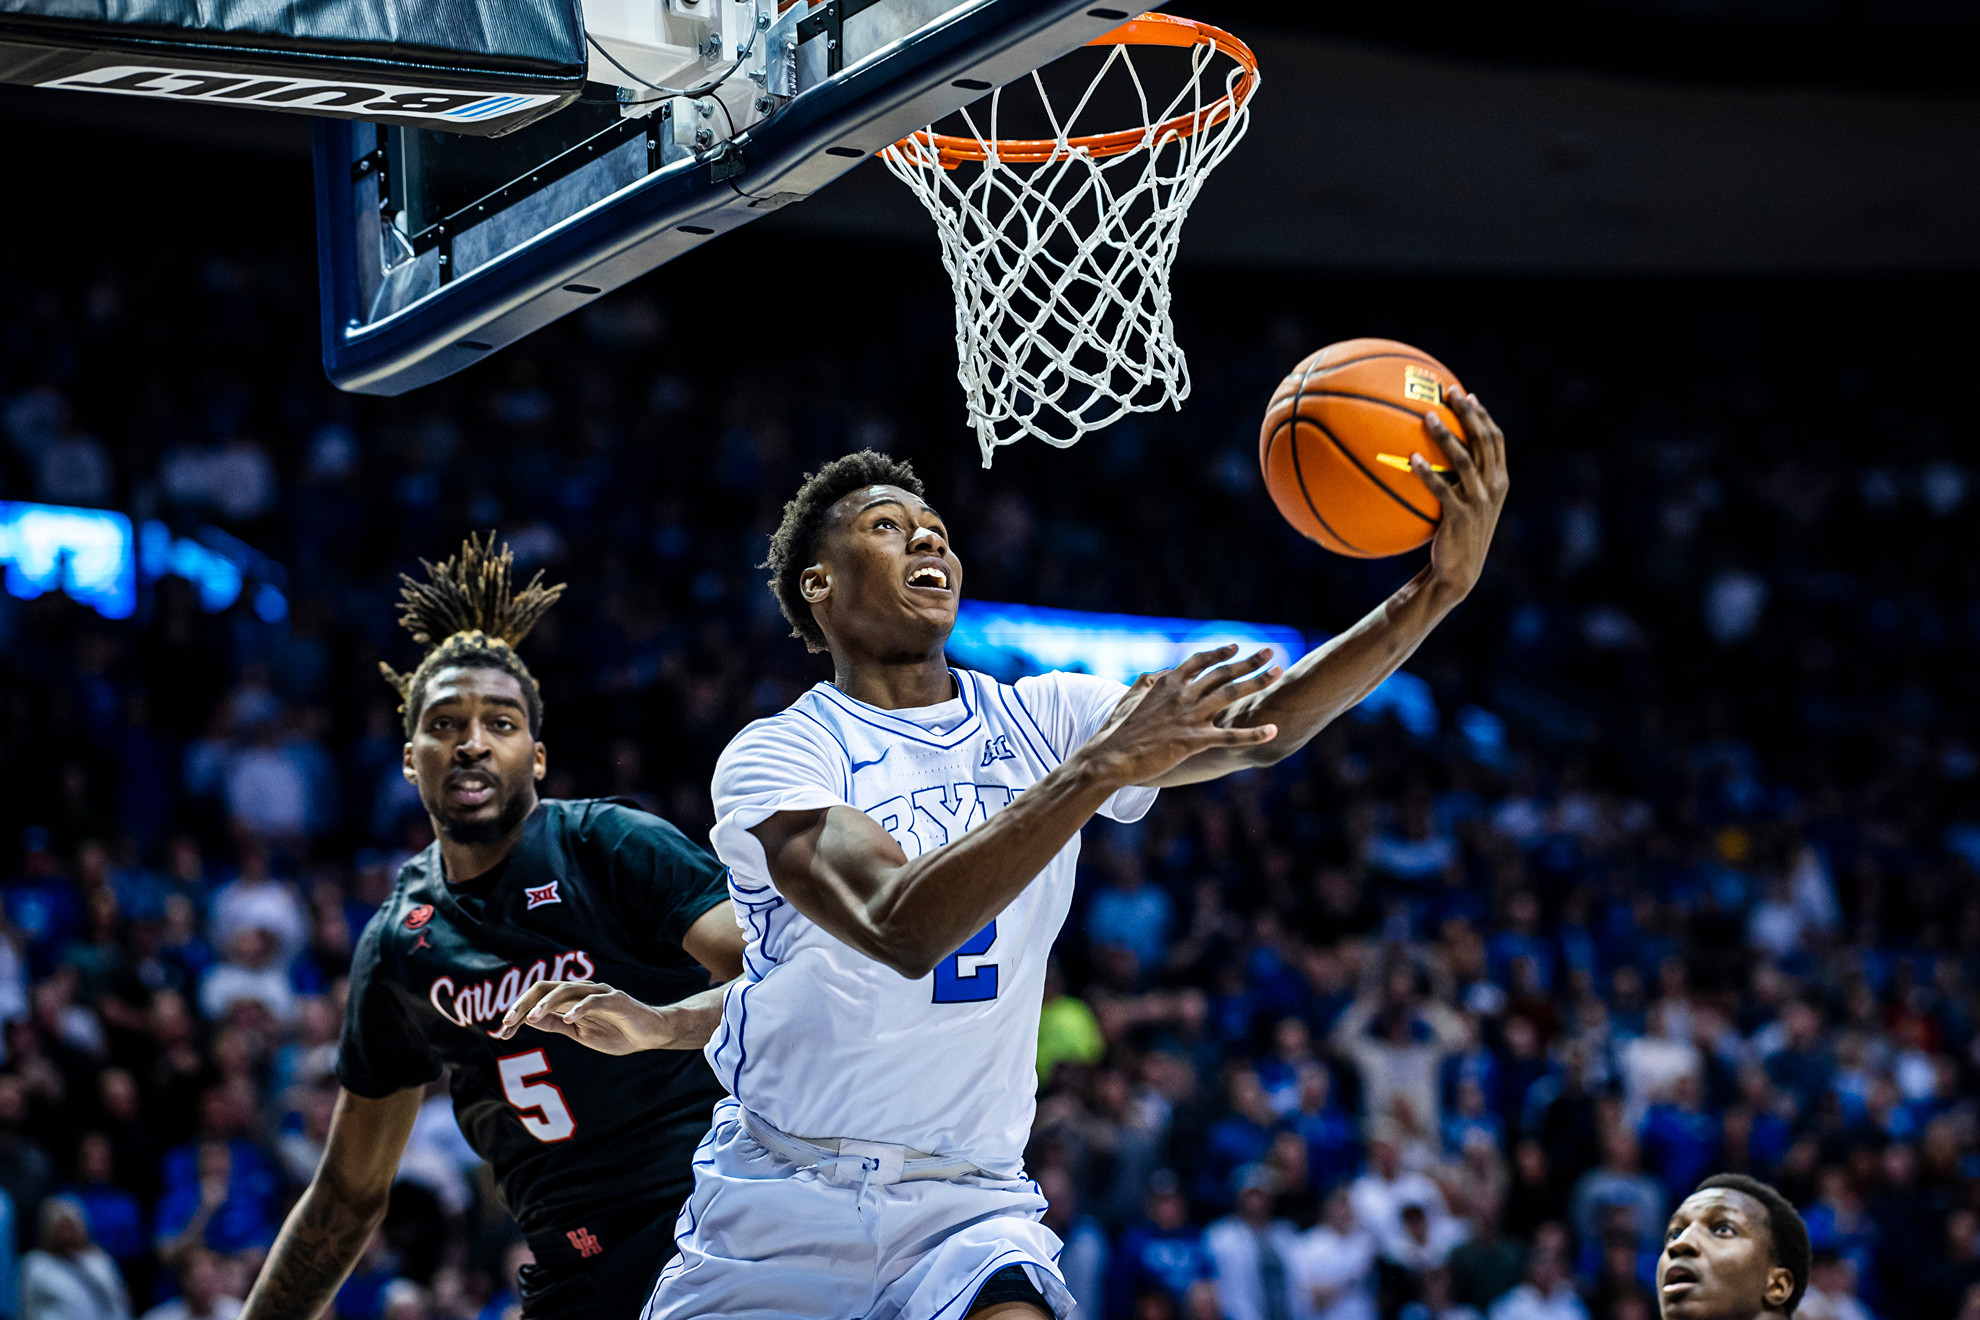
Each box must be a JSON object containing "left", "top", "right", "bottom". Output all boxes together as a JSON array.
[{"left": 849, "top": 747, "right": 892, "bottom": 774}]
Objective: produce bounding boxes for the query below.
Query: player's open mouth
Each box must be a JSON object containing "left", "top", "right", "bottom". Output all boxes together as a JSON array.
[
  {"left": 906, "top": 564, "right": 950, "bottom": 592},
  {"left": 446, "top": 773, "right": 498, "bottom": 808},
  {"left": 1661, "top": 1266, "right": 1699, "bottom": 1293}
]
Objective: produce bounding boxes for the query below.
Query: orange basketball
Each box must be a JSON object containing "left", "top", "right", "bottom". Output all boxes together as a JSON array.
[{"left": 1258, "top": 338, "right": 1464, "bottom": 558}]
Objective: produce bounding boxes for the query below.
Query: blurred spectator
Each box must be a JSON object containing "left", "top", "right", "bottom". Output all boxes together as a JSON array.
[
  {"left": 1364, "top": 795, "right": 1457, "bottom": 883},
  {"left": 476, "top": 1240, "right": 531, "bottom": 1320},
  {"left": 1204, "top": 1166, "right": 1304, "bottom": 1320},
  {"left": 1796, "top": 1250, "right": 1871, "bottom": 1320},
  {"left": 1486, "top": 1226, "right": 1585, "bottom": 1320},
  {"left": 1296, "top": 1187, "right": 1377, "bottom": 1320},
  {"left": 20, "top": 1195, "right": 131, "bottom": 1320},
  {"left": 206, "top": 848, "right": 306, "bottom": 967},
  {"left": 1583, "top": 1233, "right": 1653, "bottom": 1320},
  {"left": 1446, "top": 1194, "right": 1524, "bottom": 1314},
  {"left": 1088, "top": 851, "right": 1172, "bottom": 979},
  {"left": 136, "top": 1247, "right": 241, "bottom": 1320},
  {"left": 1042, "top": 1167, "right": 1111, "bottom": 1319},
  {"left": 393, "top": 1084, "right": 481, "bottom": 1220},
  {"left": 1331, "top": 981, "right": 1467, "bottom": 1145},
  {"left": 0, "top": 1075, "right": 52, "bottom": 1251},
  {"left": 1110, "top": 1171, "right": 1213, "bottom": 1319},
  {"left": 39, "top": 429, "right": 112, "bottom": 507},
  {"left": 197, "top": 928, "right": 296, "bottom": 1027},
  {"left": 1038, "top": 963, "right": 1105, "bottom": 1086},
  {"left": 379, "top": 1277, "right": 431, "bottom": 1320},
  {"left": 1918, "top": 1210, "right": 1980, "bottom": 1320},
  {"left": 210, "top": 436, "right": 277, "bottom": 523},
  {"left": 1349, "top": 1138, "right": 1457, "bottom": 1264},
  {"left": 154, "top": 1140, "right": 277, "bottom": 1270},
  {"left": 1801, "top": 1168, "right": 1876, "bottom": 1304},
  {"left": 1567, "top": 1131, "right": 1663, "bottom": 1263},
  {"left": 1443, "top": 1082, "right": 1504, "bottom": 1160},
  {"left": 1290, "top": 1066, "right": 1362, "bottom": 1196},
  {"left": 1402, "top": 1267, "right": 1483, "bottom": 1320},
  {"left": 1379, "top": 1202, "right": 1469, "bottom": 1316},
  {"left": 63, "top": 1132, "right": 144, "bottom": 1293},
  {"left": 222, "top": 726, "right": 310, "bottom": 844},
  {"left": 1200, "top": 1070, "right": 1280, "bottom": 1209},
  {"left": 1258, "top": 1019, "right": 1321, "bottom": 1120},
  {"left": 1636, "top": 1073, "right": 1720, "bottom": 1206}
]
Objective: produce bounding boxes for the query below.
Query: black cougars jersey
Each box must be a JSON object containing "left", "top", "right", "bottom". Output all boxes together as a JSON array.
[{"left": 337, "top": 798, "right": 730, "bottom": 1242}]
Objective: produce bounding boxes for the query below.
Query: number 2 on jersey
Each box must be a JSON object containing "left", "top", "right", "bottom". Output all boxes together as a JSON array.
[
  {"left": 932, "top": 920, "right": 999, "bottom": 1003},
  {"left": 498, "top": 1049, "right": 575, "bottom": 1142}
]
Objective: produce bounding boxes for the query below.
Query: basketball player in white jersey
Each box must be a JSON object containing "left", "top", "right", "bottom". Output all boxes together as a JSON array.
[{"left": 502, "top": 395, "right": 1508, "bottom": 1319}]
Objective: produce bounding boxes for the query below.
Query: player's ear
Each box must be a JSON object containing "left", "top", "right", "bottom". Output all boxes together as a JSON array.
[
  {"left": 402, "top": 742, "right": 417, "bottom": 783},
  {"left": 533, "top": 741, "right": 547, "bottom": 781},
  {"left": 800, "top": 563, "right": 830, "bottom": 605},
  {"left": 1763, "top": 1265, "right": 1794, "bottom": 1310}
]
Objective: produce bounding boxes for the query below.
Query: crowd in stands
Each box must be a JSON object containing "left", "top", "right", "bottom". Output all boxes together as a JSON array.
[{"left": 2, "top": 151, "right": 1980, "bottom": 1320}]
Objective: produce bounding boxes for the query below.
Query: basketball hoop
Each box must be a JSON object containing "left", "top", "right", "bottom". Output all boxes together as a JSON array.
[{"left": 881, "top": 13, "right": 1259, "bottom": 466}]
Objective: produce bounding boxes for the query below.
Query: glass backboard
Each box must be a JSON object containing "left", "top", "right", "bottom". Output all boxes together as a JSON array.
[{"left": 316, "top": 0, "right": 1139, "bottom": 394}]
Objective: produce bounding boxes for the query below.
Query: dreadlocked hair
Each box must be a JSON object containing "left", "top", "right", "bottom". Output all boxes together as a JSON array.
[
  {"left": 764, "top": 450, "right": 924, "bottom": 652},
  {"left": 379, "top": 532, "right": 567, "bottom": 739}
]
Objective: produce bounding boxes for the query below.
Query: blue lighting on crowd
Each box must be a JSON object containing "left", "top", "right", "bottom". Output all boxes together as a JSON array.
[
  {"left": 0, "top": 501, "right": 136, "bottom": 618},
  {"left": 138, "top": 521, "right": 241, "bottom": 613},
  {"left": 139, "top": 521, "right": 291, "bottom": 620},
  {"left": 950, "top": 599, "right": 1441, "bottom": 738},
  {"left": 0, "top": 501, "right": 287, "bottom": 621}
]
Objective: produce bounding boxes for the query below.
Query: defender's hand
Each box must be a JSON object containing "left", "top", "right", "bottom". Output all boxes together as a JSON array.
[
  {"left": 492, "top": 980, "right": 671, "bottom": 1055},
  {"left": 1415, "top": 390, "right": 1509, "bottom": 600},
  {"left": 1077, "top": 644, "right": 1281, "bottom": 788}
]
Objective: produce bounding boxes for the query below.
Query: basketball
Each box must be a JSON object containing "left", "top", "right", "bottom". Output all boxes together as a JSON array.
[{"left": 1258, "top": 338, "right": 1466, "bottom": 558}]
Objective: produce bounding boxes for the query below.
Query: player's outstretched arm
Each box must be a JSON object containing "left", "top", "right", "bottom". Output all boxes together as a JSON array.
[
  {"left": 494, "top": 978, "right": 734, "bottom": 1053},
  {"left": 1146, "top": 390, "right": 1510, "bottom": 788},
  {"left": 241, "top": 1087, "right": 422, "bottom": 1320},
  {"left": 493, "top": 900, "right": 746, "bottom": 1053},
  {"left": 749, "top": 646, "right": 1279, "bottom": 979}
]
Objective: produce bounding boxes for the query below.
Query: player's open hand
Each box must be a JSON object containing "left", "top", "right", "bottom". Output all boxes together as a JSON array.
[
  {"left": 1080, "top": 644, "right": 1281, "bottom": 787},
  {"left": 1415, "top": 389, "right": 1509, "bottom": 600},
  {"left": 492, "top": 979, "right": 671, "bottom": 1055}
]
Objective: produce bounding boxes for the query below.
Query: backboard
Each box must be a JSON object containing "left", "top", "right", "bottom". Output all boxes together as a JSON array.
[{"left": 315, "top": 0, "right": 1143, "bottom": 395}]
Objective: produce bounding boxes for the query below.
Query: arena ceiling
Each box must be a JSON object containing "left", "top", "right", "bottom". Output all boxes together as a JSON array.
[{"left": 5, "top": 0, "right": 1979, "bottom": 273}]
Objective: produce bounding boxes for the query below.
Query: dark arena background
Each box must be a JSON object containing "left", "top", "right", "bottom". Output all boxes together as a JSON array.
[{"left": 4, "top": 2, "right": 1980, "bottom": 1318}]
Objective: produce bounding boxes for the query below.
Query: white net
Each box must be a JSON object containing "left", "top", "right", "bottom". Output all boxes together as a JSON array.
[{"left": 880, "top": 17, "right": 1258, "bottom": 466}]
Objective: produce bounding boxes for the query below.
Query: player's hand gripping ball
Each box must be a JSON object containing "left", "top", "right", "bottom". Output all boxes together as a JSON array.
[{"left": 1258, "top": 338, "right": 1465, "bottom": 557}]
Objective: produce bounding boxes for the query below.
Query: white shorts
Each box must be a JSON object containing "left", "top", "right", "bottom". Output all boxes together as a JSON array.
[{"left": 642, "top": 1098, "right": 1073, "bottom": 1320}]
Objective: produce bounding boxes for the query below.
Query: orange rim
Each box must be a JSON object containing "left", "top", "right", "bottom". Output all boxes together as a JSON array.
[{"left": 890, "top": 13, "right": 1257, "bottom": 169}]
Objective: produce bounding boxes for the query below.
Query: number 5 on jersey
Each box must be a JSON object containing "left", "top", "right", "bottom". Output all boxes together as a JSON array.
[
  {"left": 932, "top": 920, "right": 998, "bottom": 1003},
  {"left": 498, "top": 1049, "right": 576, "bottom": 1142}
]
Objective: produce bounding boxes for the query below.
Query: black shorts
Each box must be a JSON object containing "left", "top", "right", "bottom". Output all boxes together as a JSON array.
[
  {"left": 517, "top": 1198, "right": 684, "bottom": 1320},
  {"left": 966, "top": 1264, "right": 1053, "bottom": 1316}
]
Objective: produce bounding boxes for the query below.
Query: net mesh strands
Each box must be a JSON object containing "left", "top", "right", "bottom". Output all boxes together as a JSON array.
[{"left": 881, "top": 15, "right": 1258, "bottom": 466}]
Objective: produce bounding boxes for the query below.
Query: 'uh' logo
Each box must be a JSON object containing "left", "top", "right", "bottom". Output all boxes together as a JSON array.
[{"left": 980, "top": 735, "right": 1017, "bottom": 768}]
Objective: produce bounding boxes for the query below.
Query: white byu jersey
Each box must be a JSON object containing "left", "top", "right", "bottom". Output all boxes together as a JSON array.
[{"left": 703, "top": 667, "right": 1156, "bottom": 1176}]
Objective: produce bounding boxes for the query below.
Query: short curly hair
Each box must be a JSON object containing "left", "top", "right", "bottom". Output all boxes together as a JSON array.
[
  {"left": 1691, "top": 1173, "right": 1811, "bottom": 1316},
  {"left": 764, "top": 450, "right": 924, "bottom": 652}
]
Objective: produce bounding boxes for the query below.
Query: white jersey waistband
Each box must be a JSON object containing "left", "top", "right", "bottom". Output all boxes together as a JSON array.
[{"left": 741, "top": 1107, "right": 984, "bottom": 1185}]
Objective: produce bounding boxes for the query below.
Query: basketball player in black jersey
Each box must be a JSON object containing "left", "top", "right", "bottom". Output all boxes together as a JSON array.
[{"left": 241, "top": 537, "right": 745, "bottom": 1320}]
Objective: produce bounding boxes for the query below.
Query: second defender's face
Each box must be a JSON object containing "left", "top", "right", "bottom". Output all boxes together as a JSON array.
[
  {"left": 807, "top": 484, "right": 962, "bottom": 652},
  {"left": 404, "top": 666, "right": 545, "bottom": 838},
  {"left": 1658, "top": 1189, "right": 1791, "bottom": 1320}
]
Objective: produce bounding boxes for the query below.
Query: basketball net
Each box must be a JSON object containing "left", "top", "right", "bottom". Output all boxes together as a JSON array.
[{"left": 880, "top": 15, "right": 1259, "bottom": 466}]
